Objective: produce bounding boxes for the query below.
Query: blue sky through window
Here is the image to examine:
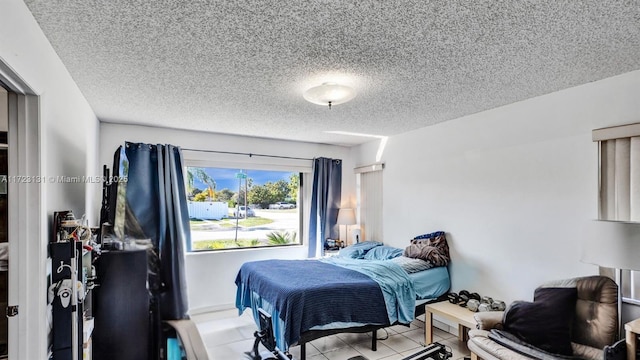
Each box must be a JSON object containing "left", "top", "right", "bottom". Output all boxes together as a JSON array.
[{"left": 189, "top": 167, "right": 294, "bottom": 191}]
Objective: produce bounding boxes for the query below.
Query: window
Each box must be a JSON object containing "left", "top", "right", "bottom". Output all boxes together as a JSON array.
[
  {"left": 355, "top": 163, "right": 384, "bottom": 242},
  {"left": 185, "top": 166, "right": 302, "bottom": 251},
  {"left": 621, "top": 270, "right": 640, "bottom": 304},
  {"left": 593, "top": 123, "right": 640, "bottom": 221},
  {"left": 592, "top": 124, "right": 640, "bottom": 303}
]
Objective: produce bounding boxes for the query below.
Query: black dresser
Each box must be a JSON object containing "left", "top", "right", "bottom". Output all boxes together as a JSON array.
[{"left": 92, "top": 249, "right": 149, "bottom": 360}]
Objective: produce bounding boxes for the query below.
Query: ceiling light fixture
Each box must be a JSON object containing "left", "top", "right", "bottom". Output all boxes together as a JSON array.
[{"left": 303, "top": 82, "right": 356, "bottom": 110}]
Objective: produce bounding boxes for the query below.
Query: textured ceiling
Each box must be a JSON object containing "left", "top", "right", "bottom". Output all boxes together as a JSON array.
[{"left": 23, "top": 0, "right": 640, "bottom": 146}]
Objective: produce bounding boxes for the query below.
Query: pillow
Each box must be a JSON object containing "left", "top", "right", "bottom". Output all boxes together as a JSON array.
[
  {"left": 363, "top": 245, "right": 403, "bottom": 260},
  {"left": 403, "top": 233, "right": 450, "bottom": 267},
  {"left": 389, "top": 256, "right": 433, "bottom": 273},
  {"left": 413, "top": 231, "right": 445, "bottom": 240},
  {"left": 337, "top": 241, "right": 382, "bottom": 259},
  {"left": 502, "top": 287, "right": 577, "bottom": 356}
]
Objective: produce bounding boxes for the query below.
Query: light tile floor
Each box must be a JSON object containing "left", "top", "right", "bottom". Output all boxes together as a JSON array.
[{"left": 192, "top": 309, "right": 471, "bottom": 360}]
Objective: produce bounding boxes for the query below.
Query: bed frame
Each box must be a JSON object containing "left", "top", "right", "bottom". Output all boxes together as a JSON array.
[{"left": 293, "top": 294, "right": 448, "bottom": 360}]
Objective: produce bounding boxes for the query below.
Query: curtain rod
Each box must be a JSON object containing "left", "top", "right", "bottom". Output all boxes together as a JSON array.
[{"left": 181, "top": 148, "right": 314, "bottom": 161}]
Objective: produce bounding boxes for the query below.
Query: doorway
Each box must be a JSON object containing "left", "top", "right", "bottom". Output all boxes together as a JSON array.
[
  {"left": 0, "top": 85, "right": 8, "bottom": 359},
  {"left": 0, "top": 61, "right": 43, "bottom": 360}
]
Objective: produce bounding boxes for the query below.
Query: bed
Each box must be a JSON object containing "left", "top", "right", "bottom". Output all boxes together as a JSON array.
[{"left": 235, "top": 233, "right": 451, "bottom": 360}]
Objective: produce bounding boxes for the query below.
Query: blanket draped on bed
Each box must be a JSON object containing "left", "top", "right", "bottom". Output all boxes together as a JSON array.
[
  {"left": 320, "top": 257, "right": 416, "bottom": 324},
  {"left": 235, "top": 259, "right": 413, "bottom": 347}
]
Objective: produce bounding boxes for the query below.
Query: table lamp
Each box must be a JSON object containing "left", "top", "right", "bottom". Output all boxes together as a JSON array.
[{"left": 336, "top": 208, "right": 356, "bottom": 247}]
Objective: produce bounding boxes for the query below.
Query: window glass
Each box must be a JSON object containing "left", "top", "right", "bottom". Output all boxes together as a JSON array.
[
  {"left": 186, "top": 166, "right": 301, "bottom": 251},
  {"left": 622, "top": 269, "right": 640, "bottom": 301}
]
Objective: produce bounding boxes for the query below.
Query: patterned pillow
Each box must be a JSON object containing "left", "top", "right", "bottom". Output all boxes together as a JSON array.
[
  {"left": 413, "top": 231, "right": 445, "bottom": 240},
  {"left": 404, "top": 232, "right": 450, "bottom": 267}
]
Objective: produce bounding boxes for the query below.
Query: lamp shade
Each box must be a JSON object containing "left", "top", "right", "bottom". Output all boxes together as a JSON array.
[
  {"left": 581, "top": 220, "right": 640, "bottom": 270},
  {"left": 336, "top": 208, "right": 356, "bottom": 225},
  {"left": 303, "top": 83, "right": 356, "bottom": 107}
]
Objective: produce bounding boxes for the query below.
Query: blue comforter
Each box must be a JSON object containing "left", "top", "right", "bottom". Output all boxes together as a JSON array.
[
  {"left": 235, "top": 258, "right": 415, "bottom": 348},
  {"left": 320, "top": 257, "right": 416, "bottom": 324}
]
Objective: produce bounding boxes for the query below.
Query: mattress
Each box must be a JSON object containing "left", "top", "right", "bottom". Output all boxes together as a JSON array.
[{"left": 410, "top": 266, "right": 450, "bottom": 300}]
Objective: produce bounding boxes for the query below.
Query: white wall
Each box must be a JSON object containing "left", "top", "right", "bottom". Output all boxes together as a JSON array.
[
  {"left": 1, "top": 0, "right": 101, "bottom": 220},
  {"left": 353, "top": 70, "right": 640, "bottom": 304},
  {"left": 99, "top": 123, "right": 353, "bottom": 312},
  {"left": 0, "top": 0, "right": 100, "bottom": 358}
]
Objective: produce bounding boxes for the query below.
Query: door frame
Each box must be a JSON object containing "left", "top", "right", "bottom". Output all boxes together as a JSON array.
[{"left": 0, "top": 59, "right": 44, "bottom": 360}]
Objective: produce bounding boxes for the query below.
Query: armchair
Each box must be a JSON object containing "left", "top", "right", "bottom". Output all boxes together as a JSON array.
[{"left": 467, "top": 276, "right": 624, "bottom": 360}]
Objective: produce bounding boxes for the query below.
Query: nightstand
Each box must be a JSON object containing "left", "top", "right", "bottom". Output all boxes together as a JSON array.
[
  {"left": 323, "top": 249, "right": 340, "bottom": 257},
  {"left": 626, "top": 318, "right": 640, "bottom": 360}
]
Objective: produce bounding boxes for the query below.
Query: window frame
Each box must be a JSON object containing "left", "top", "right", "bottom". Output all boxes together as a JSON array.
[
  {"left": 622, "top": 269, "right": 640, "bottom": 305},
  {"left": 355, "top": 162, "right": 384, "bottom": 243},
  {"left": 183, "top": 155, "right": 311, "bottom": 252}
]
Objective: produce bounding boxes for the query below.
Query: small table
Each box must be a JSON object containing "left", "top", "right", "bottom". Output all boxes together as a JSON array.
[
  {"left": 625, "top": 318, "right": 640, "bottom": 360},
  {"left": 424, "top": 301, "right": 477, "bottom": 345},
  {"left": 323, "top": 249, "right": 340, "bottom": 257}
]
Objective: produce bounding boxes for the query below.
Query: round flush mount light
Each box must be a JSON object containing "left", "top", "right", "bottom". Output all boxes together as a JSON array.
[{"left": 303, "top": 82, "right": 356, "bottom": 109}]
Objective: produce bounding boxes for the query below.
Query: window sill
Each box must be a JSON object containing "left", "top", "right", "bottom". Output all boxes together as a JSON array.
[
  {"left": 186, "top": 244, "right": 305, "bottom": 256},
  {"left": 594, "top": 219, "right": 640, "bottom": 224},
  {"left": 623, "top": 297, "right": 640, "bottom": 306}
]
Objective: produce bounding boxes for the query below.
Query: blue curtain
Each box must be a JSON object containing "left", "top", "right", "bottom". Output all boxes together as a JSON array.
[
  {"left": 308, "top": 157, "right": 342, "bottom": 257},
  {"left": 122, "top": 142, "right": 190, "bottom": 320}
]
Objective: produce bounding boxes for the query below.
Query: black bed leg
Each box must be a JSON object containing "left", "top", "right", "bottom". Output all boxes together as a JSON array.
[
  {"left": 372, "top": 329, "right": 377, "bottom": 351},
  {"left": 301, "top": 342, "right": 306, "bottom": 360}
]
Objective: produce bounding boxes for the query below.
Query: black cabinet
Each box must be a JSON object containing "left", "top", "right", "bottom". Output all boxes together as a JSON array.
[{"left": 92, "top": 250, "right": 149, "bottom": 360}]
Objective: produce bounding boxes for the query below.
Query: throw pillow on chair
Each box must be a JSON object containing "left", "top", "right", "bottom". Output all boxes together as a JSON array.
[{"left": 502, "top": 286, "right": 578, "bottom": 356}]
